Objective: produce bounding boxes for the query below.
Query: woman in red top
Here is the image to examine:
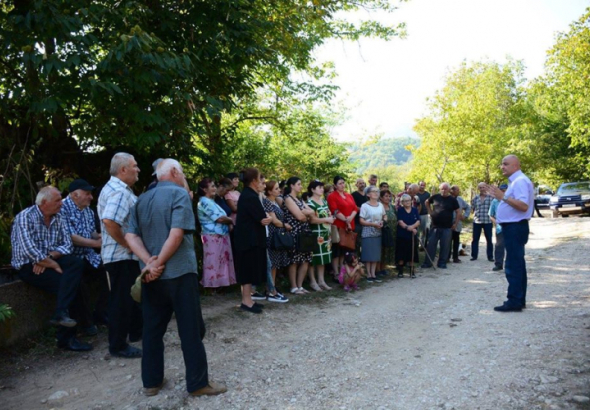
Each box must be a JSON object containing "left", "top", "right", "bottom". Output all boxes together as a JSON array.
[{"left": 327, "top": 176, "right": 358, "bottom": 278}]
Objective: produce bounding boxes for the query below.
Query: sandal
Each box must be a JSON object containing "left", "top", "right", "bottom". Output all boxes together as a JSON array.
[
  {"left": 310, "top": 283, "right": 323, "bottom": 292},
  {"left": 319, "top": 282, "right": 332, "bottom": 290},
  {"left": 290, "top": 287, "right": 305, "bottom": 295},
  {"left": 299, "top": 287, "right": 310, "bottom": 294}
]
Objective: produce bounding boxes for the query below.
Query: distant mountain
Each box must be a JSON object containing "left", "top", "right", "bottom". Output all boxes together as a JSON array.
[{"left": 348, "top": 137, "right": 419, "bottom": 174}]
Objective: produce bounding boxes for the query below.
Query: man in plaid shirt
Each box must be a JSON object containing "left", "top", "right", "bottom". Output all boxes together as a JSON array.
[
  {"left": 11, "top": 186, "right": 91, "bottom": 351},
  {"left": 61, "top": 178, "right": 108, "bottom": 333},
  {"left": 470, "top": 182, "right": 494, "bottom": 262},
  {"left": 98, "top": 152, "right": 143, "bottom": 358}
]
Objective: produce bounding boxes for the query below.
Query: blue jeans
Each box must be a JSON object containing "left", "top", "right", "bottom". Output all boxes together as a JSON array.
[
  {"left": 502, "top": 221, "right": 529, "bottom": 307},
  {"left": 424, "top": 228, "right": 451, "bottom": 268},
  {"left": 471, "top": 223, "right": 493, "bottom": 260}
]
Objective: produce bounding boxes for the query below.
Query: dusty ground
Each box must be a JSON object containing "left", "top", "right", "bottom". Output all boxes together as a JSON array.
[{"left": 1, "top": 215, "right": 590, "bottom": 410}]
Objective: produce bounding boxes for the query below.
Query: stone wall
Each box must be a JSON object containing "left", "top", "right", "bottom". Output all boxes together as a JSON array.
[{"left": 0, "top": 280, "right": 56, "bottom": 347}]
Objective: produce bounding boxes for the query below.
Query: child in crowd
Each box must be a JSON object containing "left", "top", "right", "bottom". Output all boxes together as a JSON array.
[{"left": 339, "top": 252, "right": 365, "bottom": 291}]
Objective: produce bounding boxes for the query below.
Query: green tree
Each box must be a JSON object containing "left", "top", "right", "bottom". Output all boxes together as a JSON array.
[{"left": 408, "top": 60, "right": 528, "bottom": 189}]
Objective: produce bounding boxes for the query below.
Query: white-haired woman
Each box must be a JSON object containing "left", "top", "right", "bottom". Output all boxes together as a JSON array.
[{"left": 396, "top": 193, "right": 420, "bottom": 278}]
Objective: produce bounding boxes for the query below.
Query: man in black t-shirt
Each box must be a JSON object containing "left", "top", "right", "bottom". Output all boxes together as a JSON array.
[{"left": 421, "top": 182, "right": 459, "bottom": 269}]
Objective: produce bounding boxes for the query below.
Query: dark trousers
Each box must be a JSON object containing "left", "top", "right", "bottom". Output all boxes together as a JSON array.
[
  {"left": 502, "top": 221, "right": 529, "bottom": 307},
  {"left": 78, "top": 260, "right": 109, "bottom": 327},
  {"left": 18, "top": 254, "right": 84, "bottom": 344},
  {"left": 494, "top": 231, "right": 505, "bottom": 268},
  {"left": 471, "top": 223, "right": 493, "bottom": 260},
  {"left": 533, "top": 199, "right": 543, "bottom": 217},
  {"left": 448, "top": 230, "right": 461, "bottom": 261},
  {"left": 104, "top": 260, "right": 143, "bottom": 352},
  {"left": 424, "top": 227, "right": 451, "bottom": 268},
  {"left": 142, "top": 273, "right": 208, "bottom": 393}
]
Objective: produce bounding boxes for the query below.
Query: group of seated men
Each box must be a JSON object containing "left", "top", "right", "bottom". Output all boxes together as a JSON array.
[{"left": 11, "top": 154, "right": 143, "bottom": 355}]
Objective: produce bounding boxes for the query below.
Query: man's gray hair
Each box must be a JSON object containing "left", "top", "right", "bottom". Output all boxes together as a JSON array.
[
  {"left": 439, "top": 182, "right": 450, "bottom": 190},
  {"left": 156, "top": 159, "right": 182, "bottom": 179},
  {"left": 35, "top": 186, "right": 59, "bottom": 205},
  {"left": 110, "top": 152, "right": 135, "bottom": 176},
  {"left": 408, "top": 183, "right": 419, "bottom": 190}
]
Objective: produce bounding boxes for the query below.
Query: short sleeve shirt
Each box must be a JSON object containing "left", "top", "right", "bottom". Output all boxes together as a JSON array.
[
  {"left": 128, "top": 181, "right": 198, "bottom": 280},
  {"left": 98, "top": 176, "right": 138, "bottom": 264},
  {"left": 428, "top": 194, "right": 459, "bottom": 229},
  {"left": 359, "top": 202, "right": 385, "bottom": 238},
  {"left": 198, "top": 197, "right": 229, "bottom": 235}
]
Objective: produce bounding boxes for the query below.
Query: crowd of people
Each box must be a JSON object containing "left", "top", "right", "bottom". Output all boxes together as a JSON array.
[{"left": 9, "top": 152, "right": 535, "bottom": 398}]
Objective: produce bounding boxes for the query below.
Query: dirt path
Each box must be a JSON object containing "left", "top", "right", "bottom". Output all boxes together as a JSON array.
[{"left": 2, "top": 217, "right": 590, "bottom": 410}]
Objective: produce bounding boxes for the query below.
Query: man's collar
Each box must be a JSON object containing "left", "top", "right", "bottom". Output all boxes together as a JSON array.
[
  {"left": 64, "top": 195, "right": 84, "bottom": 211},
  {"left": 508, "top": 170, "right": 524, "bottom": 182},
  {"left": 110, "top": 175, "right": 132, "bottom": 190}
]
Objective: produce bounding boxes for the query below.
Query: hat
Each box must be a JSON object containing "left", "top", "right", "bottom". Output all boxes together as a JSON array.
[
  {"left": 69, "top": 179, "right": 95, "bottom": 192},
  {"left": 152, "top": 158, "right": 163, "bottom": 176},
  {"left": 499, "top": 184, "right": 508, "bottom": 190}
]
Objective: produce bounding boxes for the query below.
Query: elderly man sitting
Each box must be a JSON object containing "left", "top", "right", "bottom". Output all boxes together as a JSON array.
[
  {"left": 11, "top": 186, "right": 91, "bottom": 351},
  {"left": 60, "top": 179, "right": 108, "bottom": 334}
]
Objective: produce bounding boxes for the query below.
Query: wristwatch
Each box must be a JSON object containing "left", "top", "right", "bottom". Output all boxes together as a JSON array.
[{"left": 502, "top": 195, "right": 508, "bottom": 202}]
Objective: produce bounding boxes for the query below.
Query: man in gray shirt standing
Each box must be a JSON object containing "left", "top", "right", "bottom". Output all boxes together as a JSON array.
[{"left": 126, "top": 159, "right": 226, "bottom": 397}]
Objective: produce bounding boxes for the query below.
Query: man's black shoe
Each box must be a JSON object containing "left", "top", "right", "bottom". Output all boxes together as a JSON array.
[
  {"left": 488, "top": 258, "right": 494, "bottom": 262},
  {"left": 82, "top": 325, "right": 98, "bottom": 337},
  {"left": 129, "top": 334, "right": 142, "bottom": 343},
  {"left": 240, "top": 303, "right": 262, "bottom": 314},
  {"left": 58, "top": 338, "right": 93, "bottom": 352},
  {"left": 50, "top": 315, "right": 77, "bottom": 328},
  {"left": 469, "top": 258, "right": 477, "bottom": 261},
  {"left": 253, "top": 302, "right": 265, "bottom": 309},
  {"left": 453, "top": 259, "right": 462, "bottom": 263},
  {"left": 110, "top": 345, "right": 142, "bottom": 358},
  {"left": 493, "top": 304, "right": 522, "bottom": 312},
  {"left": 437, "top": 265, "right": 447, "bottom": 269},
  {"left": 492, "top": 266, "right": 503, "bottom": 271}
]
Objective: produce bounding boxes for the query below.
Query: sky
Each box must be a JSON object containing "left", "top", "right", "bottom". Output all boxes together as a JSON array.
[{"left": 315, "top": 0, "right": 589, "bottom": 142}]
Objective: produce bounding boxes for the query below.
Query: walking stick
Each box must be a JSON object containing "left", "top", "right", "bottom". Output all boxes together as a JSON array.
[{"left": 416, "top": 234, "right": 437, "bottom": 271}]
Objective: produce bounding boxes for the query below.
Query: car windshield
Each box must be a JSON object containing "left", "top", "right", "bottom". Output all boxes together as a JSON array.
[{"left": 557, "top": 182, "right": 590, "bottom": 195}]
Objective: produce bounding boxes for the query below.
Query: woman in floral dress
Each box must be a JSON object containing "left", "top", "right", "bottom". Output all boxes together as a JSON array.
[
  {"left": 197, "top": 178, "right": 236, "bottom": 288},
  {"left": 283, "top": 177, "right": 315, "bottom": 294},
  {"left": 306, "top": 180, "right": 335, "bottom": 291}
]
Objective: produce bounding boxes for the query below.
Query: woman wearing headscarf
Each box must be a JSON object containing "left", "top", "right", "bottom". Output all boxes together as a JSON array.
[{"left": 234, "top": 168, "right": 273, "bottom": 313}]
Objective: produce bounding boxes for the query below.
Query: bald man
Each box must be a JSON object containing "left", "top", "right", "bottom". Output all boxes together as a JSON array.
[{"left": 485, "top": 155, "right": 534, "bottom": 312}]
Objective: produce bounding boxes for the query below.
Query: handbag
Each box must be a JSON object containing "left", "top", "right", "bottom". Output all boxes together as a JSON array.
[
  {"left": 338, "top": 227, "right": 357, "bottom": 251},
  {"left": 271, "top": 227, "right": 295, "bottom": 251},
  {"left": 382, "top": 225, "right": 395, "bottom": 247},
  {"left": 296, "top": 230, "right": 316, "bottom": 253}
]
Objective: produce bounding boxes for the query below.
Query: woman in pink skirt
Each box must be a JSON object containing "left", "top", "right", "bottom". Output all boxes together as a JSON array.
[{"left": 197, "top": 178, "right": 236, "bottom": 288}]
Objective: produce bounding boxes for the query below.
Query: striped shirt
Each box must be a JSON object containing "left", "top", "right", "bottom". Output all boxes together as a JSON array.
[
  {"left": 11, "top": 205, "right": 72, "bottom": 269},
  {"left": 97, "top": 176, "right": 138, "bottom": 264},
  {"left": 471, "top": 195, "right": 493, "bottom": 224},
  {"left": 60, "top": 196, "right": 102, "bottom": 268}
]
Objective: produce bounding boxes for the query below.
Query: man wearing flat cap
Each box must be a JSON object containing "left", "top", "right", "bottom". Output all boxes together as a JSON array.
[{"left": 61, "top": 179, "right": 108, "bottom": 333}]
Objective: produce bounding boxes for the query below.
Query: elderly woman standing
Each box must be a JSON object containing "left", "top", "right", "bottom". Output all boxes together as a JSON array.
[
  {"left": 283, "top": 177, "right": 315, "bottom": 294},
  {"left": 225, "top": 172, "right": 241, "bottom": 225},
  {"left": 379, "top": 189, "right": 397, "bottom": 276},
  {"left": 197, "top": 179, "right": 236, "bottom": 288},
  {"left": 359, "top": 186, "right": 386, "bottom": 282},
  {"left": 234, "top": 168, "right": 273, "bottom": 313},
  {"left": 307, "top": 180, "right": 335, "bottom": 291},
  {"left": 396, "top": 194, "right": 420, "bottom": 278},
  {"left": 215, "top": 178, "right": 234, "bottom": 217},
  {"left": 327, "top": 176, "right": 358, "bottom": 280}
]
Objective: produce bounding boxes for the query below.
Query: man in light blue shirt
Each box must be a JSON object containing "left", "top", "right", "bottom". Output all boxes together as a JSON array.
[
  {"left": 488, "top": 184, "right": 508, "bottom": 272},
  {"left": 485, "top": 155, "right": 534, "bottom": 312}
]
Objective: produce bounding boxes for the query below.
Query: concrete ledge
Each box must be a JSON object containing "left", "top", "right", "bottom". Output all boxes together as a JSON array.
[{"left": 0, "top": 280, "right": 56, "bottom": 347}]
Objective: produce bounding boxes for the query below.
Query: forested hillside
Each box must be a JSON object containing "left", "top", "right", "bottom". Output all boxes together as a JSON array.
[{"left": 348, "top": 136, "right": 418, "bottom": 174}]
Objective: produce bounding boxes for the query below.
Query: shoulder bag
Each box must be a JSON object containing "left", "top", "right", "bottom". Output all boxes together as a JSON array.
[
  {"left": 271, "top": 227, "right": 295, "bottom": 251},
  {"left": 338, "top": 227, "right": 357, "bottom": 251},
  {"left": 296, "top": 229, "right": 316, "bottom": 253},
  {"left": 382, "top": 225, "right": 395, "bottom": 247}
]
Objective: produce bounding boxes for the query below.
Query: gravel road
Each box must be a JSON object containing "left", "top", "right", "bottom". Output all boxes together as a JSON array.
[{"left": 1, "top": 216, "right": 590, "bottom": 410}]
